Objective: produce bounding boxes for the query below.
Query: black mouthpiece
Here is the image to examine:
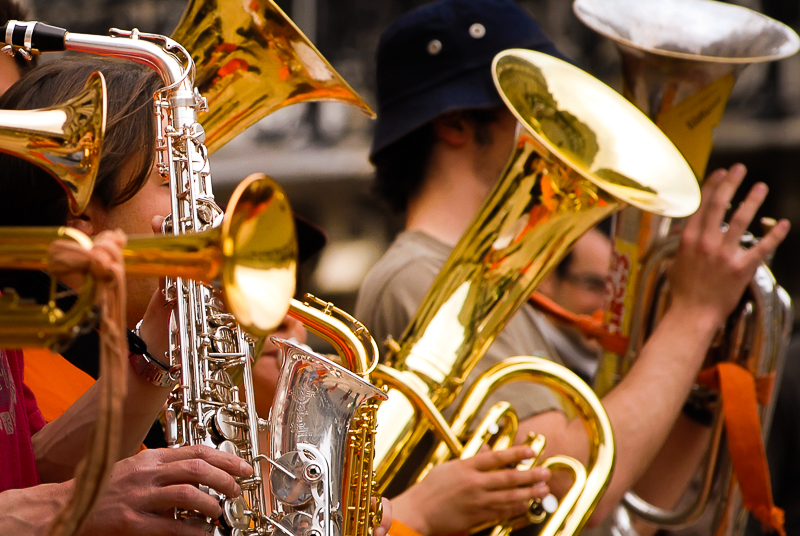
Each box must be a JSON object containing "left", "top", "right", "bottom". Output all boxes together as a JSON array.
[{"left": 1, "top": 21, "right": 66, "bottom": 52}]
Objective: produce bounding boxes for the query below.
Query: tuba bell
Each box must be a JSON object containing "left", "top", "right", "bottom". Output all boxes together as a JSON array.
[
  {"left": 371, "top": 49, "right": 701, "bottom": 536},
  {"left": 573, "top": 0, "right": 797, "bottom": 533}
]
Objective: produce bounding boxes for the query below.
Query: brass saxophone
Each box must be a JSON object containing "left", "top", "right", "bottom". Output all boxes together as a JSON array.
[
  {"left": 574, "top": 0, "right": 797, "bottom": 533},
  {"left": 371, "top": 49, "right": 701, "bottom": 536}
]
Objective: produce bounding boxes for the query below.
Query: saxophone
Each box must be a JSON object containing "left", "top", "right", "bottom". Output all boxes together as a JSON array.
[
  {"left": 271, "top": 295, "right": 388, "bottom": 536},
  {"left": 1, "top": 17, "right": 380, "bottom": 536}
]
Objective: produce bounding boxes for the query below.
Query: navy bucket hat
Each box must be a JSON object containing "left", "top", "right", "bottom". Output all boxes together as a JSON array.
[{"left": 371, "top": 0, "right": 568, "bottom": 160}]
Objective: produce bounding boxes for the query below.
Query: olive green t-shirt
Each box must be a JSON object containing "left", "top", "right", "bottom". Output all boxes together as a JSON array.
[{"left": 355, "top": 230, "right": 565, "bottom": 420}]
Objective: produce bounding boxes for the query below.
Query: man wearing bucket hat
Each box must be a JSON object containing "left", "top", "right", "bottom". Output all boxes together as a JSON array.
[{"left": 355, "top": 0, "right": 790, "bottom": 531}]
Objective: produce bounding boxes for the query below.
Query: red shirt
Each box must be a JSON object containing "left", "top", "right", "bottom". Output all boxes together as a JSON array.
[{"left": 0, "top": 348, "right": 46, "bottom": 491}]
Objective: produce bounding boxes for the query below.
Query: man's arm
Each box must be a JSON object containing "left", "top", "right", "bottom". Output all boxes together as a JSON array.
[{"left": 517, "top": 164, "right": 790, "bottom": 524}]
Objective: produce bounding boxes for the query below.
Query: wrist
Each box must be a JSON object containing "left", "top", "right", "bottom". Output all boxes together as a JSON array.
[
  {"left": 661, "top": 302, "right": 724, "bottom": 342},
  {"left": 127, "top": 324, "right": 177, "bottom": 389},
  {"left": 391, "top": 493, "right": 431, "bottom": 536}
]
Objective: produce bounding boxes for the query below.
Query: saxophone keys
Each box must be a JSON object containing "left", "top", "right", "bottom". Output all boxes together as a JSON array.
[
  {"left": 270, "top": 451, "right": 313, "bottom": 507},
  {"left": 221, "top": 495, "right": 252, "bottom": 531},
  {"left": 209, "top": 407, "right": 246, "bottom": 443},
  {"left": 278, "top": 511, "right": 318, "bottom": 536}
]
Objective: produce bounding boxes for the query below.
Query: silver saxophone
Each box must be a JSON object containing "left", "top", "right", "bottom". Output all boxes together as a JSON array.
[{"left": 269, "top": 338, "right": 386, "bottom": 536}]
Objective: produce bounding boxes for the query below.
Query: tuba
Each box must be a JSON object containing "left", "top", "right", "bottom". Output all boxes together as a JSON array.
[
  {"left": 170, "top": 0, "right": 376, "bottom": 155},
  {"left": 573, "top": 0, "right": 797, "bottom": 533},
  {"left": 372, "top": 49, "right": 701, "bottom": 536}
]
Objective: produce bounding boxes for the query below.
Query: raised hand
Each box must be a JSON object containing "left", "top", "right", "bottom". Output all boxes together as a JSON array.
[{"left": 671, "top": 163, "right": 790, "bottom": 330}]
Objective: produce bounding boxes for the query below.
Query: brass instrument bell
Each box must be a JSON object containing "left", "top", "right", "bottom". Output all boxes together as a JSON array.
[
  {"left": 0, "top": 173, "right": 297, "bottom": 347},
  {"left": 0, "top": 71, "right": 105, "bottom": 214},
  {"left": 171, "top": 0, "right": 376, "bottom": 154}
]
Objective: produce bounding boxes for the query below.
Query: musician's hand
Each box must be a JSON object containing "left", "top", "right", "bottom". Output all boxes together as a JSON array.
[
  {"left": 671, "top": 163, "right": 790, "bottom": 329},
  {"left": 79, "top": 445, "right": 253, "bottom": 536},
  {"left": 134, "top": 214, "right": 174, "bottom": 367},
  {"left": 390, "top": 445, "right": 551, "bottom": 536}
]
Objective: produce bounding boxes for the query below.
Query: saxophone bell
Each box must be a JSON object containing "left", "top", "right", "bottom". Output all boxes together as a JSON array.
[{"left": 269, "top": 339, "right": 386, "bottom": 536}]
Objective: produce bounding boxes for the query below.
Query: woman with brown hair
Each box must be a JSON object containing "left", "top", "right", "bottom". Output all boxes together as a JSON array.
[{"left": 0, "top": 55, "right": 254, "bottom": 535}]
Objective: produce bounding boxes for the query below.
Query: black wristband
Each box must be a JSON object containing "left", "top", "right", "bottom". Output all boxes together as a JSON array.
[{"left": 127, "top": 328, "right": 176, "bottom": 388}]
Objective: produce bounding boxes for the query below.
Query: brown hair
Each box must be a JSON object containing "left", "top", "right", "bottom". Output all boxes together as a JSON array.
[{"left": 0, "top": 55, "right": 162, "bottom": 226}]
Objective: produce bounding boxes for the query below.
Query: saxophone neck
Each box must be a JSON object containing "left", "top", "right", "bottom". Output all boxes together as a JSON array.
[
  {"left": 63, "top": 29, "right": 191, "bottom": 91},
  {"left": 288, "top": 294, "right": 378, "bottom": 376}
]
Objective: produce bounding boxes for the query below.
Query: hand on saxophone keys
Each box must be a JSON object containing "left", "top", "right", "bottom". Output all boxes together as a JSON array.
[{"left": 390, "top": 445, "right": 552, "bottom": 536}]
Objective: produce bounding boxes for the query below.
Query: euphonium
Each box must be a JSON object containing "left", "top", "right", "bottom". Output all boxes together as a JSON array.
[
  {"left": 372, "top": 49, "right": 701, "bottom": 535},
  {"left": 0, "top": 70, "right": 105, "bottom": 215},
  {"left": 574, "top": 0, "right": 797, "bottom": 533}
]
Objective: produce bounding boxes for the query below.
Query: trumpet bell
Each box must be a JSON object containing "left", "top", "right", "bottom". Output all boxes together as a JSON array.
[
  {"left": 0, "top": 174, "right": 297, "bottom": 345},
  {"left": 221, "top": 173, "right": 298, "bottom": 335},
  {"left": 171, "top": 0, "right": 376, "bottom": 154},
  {"left": 0, "top": 71, "right": 106, "bottom": 214},
  {"left": 573, "top": 0, "right": 800, "bottom": 177},
  {"left": 123, "top": 173, "right": 297, "bottom": 337}
]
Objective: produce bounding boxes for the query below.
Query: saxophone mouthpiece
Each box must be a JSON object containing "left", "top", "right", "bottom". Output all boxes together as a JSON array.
[{"left": 2, "top": 20, "right": 67, "bottom": 53}]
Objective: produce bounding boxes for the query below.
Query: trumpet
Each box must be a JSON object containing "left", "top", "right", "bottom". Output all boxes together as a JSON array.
[
  {"left": 0, "top": 173, "right": 296, "bottom": 346},
  {"left": 371, "top": 49, "right": 701, "bottom": 536}
]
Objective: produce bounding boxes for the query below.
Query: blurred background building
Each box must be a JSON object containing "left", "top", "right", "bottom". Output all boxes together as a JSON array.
[{"left": 16, "top": 0, "right": 800, "bottom": 347}]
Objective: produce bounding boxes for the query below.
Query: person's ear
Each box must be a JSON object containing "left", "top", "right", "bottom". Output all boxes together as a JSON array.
[
  {"left": 432, "top": 111, "right": 473, "bottom": 147},
  {"left": 65, "top": 197, "right": 104, "bottom": 236}
]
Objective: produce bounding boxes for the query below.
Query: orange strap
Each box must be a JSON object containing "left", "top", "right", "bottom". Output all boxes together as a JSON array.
[
  {"left": 697, "top": 363, "right": 784, "bottom": 536},
  {"left": 389, "top": 521, "right": 424, "bottom": 536},
  {"left": 23, "top": 348, "right": 96, "bottom": 423},
  {"left": 388, "top": 520, "right": 466, "bottom": 536},
  {"left": 528, "top": 291, "right": 630, "bottom": 355}
]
